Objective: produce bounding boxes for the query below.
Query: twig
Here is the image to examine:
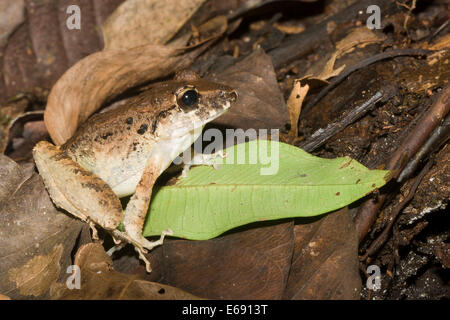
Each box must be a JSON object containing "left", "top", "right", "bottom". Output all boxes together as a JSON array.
[
  {"left": 430, "top": 19, "right": 450, "bottom": 41},
  {"left": 354, "top": 85, "right": 450, "bottom": 243},
  {"left": 398, "top": 114, "right": 450, "bottom": 182},
  {"left": 299, "top": 86, "right": 397, "bottom": 152},
  {"left": 360, "top": 159, "right": 433, "bottom": 261},
  {"left": 302, "top": 49, "right": 432, "bottom": 115},
  {"left": 397, "top": 0, "right": 416, "bottom": 30}
]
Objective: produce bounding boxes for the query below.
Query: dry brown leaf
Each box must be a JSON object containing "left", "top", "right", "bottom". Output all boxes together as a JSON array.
[
  {"left": 0, "top": 0, "right": 25, "bottom": 47},
  {"left": 142, "top": 222, "right": 294, "bottom": 299},
  {"left": 299, "top": 52, "right": 344, "bottom": 84},
  {"left": 102, "top": 0, "right": 207, "bottom": 49},
  {"left": 126, "top": 210, "right": 360, "bottom": 299},
  {"left": 335, "top": 27, "right": 386, "bottom": 57},
  {"left": 316, "top": 52, "right": 346, "bottom": 80},
  {"left": 0, "top": 155, "right": 86, "bottom": 299},
  {"left": 286, "top": 80, "right": 309, "bottom": 139},
  {"left": 284, "top": 208, "right": 361, "bottom": 299},
  {"left": 52, "top": 243, "right": 201, "bottom": 300},
  {"left": 187, "top": 15, "right": 228, "bottom": 47},
  {"left": 1, "top": 0, "right": 123, "bottom": 101},
  {"left": 208, "top": 48, "right": 289, "bottom": 130},
  {"left": 8, "top": 245, "right": 63, "bottom": 297}
]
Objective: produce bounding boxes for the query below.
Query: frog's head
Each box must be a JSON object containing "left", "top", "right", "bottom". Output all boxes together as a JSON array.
[{"left": 156, "top": 71, "right": 238, "bottom": 138}]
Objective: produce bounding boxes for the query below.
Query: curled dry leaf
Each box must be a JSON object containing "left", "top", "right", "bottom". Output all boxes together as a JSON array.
[
  {"left": 209, "top": 48, "right": 289, "bottom": 130},
  {"left": 285, "top": 80, "right": 309, "bottom": 141},
  {"left": 335, "top": 27, "right": 386, "bottom": 57},
  {"left": 52, "top": 243, "right": 201, "bottom": 300},
  {"left": 301, "top": 27, "right": 385, "bottom": 83},
  {"left": 102, "top": 0, "right": 207, "bottom": 49},
  {"left": 0, "top": 155, "right": 86, "bottom": 299}
]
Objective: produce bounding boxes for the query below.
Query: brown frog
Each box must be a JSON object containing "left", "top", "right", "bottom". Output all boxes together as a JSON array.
[{"left": 33, "top": 70, "right": 237, "bottom": 271}]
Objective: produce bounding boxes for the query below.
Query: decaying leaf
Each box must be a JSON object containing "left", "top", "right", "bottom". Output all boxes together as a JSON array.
[
  {"left": 52, "top": 243, "right": 201, "bottom": 300},
  {"left": 301, "top": 27, "right": 385, "bottom": 83},
  {"left": 284, "top": 208, "right": 361, "bottom": 299},
  {"left": 131, "top": 209, "right": 360, "bottom": 299},
  {"left": 335, "top": 27, "right": 386, "bottom": 57},
  {"left": 142, "top": 222, "right": 294, "bottom": 299},
  {"left": 8, "top": 245, "right": 63, "bottom": 297},
  {"left": 102, "top": 0, "right": 207, "bottom": 49},
  {"left": 0, "top": 154, "right": 86, "bottom": 299}
]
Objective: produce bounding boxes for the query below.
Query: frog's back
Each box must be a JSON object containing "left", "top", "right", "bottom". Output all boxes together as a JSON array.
[{"left": 61, "top": 90, "right": 169, "bottom": 196}]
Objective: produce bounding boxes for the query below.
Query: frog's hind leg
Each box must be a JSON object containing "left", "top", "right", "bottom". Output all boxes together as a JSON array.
[{"left": 32, "top": 141, "right": 123, "bottom": 232}]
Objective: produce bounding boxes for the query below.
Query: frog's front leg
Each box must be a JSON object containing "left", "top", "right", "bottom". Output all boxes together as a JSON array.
[
  {"left": 181, "top": 149, "right": 227, "bottom": 177},
  {"left": 33, "top": 141, "right": 123, "bottom": 231},
  {"left": 119, "top": 158, "right": 173, "bottom": 257}
]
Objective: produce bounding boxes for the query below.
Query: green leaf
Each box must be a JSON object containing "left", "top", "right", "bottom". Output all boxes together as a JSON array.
[{"left": 143, "top": 140, "right": 390, "bottom": 240}]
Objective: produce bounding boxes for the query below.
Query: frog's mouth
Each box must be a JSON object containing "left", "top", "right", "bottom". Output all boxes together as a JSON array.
[{"left": 162, "top": 100, "right": 231, "bottom": 139}]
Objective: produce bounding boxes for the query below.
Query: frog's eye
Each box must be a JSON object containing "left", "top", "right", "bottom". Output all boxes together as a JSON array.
[{"left": 177, "top": 88, "right": 199, "bottom": 110}]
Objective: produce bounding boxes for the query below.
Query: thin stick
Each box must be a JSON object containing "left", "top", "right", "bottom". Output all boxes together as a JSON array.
[
  {"left": 360, "top": 159, "right": 432, "bottom": 261},
  {"left": 300, "top": 86, "right": 396, "bottom": 152},
  {"left": 398, "top": 114, "right": 450, "bottom": 182},
  {"left": 354, "top": 85, "right": 450, "bottom": 243}
]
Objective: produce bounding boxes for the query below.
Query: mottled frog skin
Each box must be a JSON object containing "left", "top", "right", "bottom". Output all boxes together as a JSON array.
[{"left": 33, "top": 70, "right": 237, "bottom": 271}]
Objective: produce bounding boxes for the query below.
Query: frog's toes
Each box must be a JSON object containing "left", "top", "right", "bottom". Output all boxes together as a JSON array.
[
  {"left": 135, "top": 247, "right": 153, "bottom": 273},
  {"left": 181, "top": 150, "right": 227, "bottom": 177},
  {"left": 111, "top": 228, "right": 173, "bottom": 272},
  {"left": 139, "top": 228, "right": 173, "bottom": 251}
]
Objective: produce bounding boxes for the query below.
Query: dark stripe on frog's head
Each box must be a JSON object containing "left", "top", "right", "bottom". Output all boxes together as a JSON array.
[{"left": 151, "top": 105, "right": 178, "bottom": 134}]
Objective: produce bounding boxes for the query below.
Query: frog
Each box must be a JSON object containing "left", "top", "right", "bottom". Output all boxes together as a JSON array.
[{"left": 32, "top": 70, "right": 237, "bottom": 271}]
